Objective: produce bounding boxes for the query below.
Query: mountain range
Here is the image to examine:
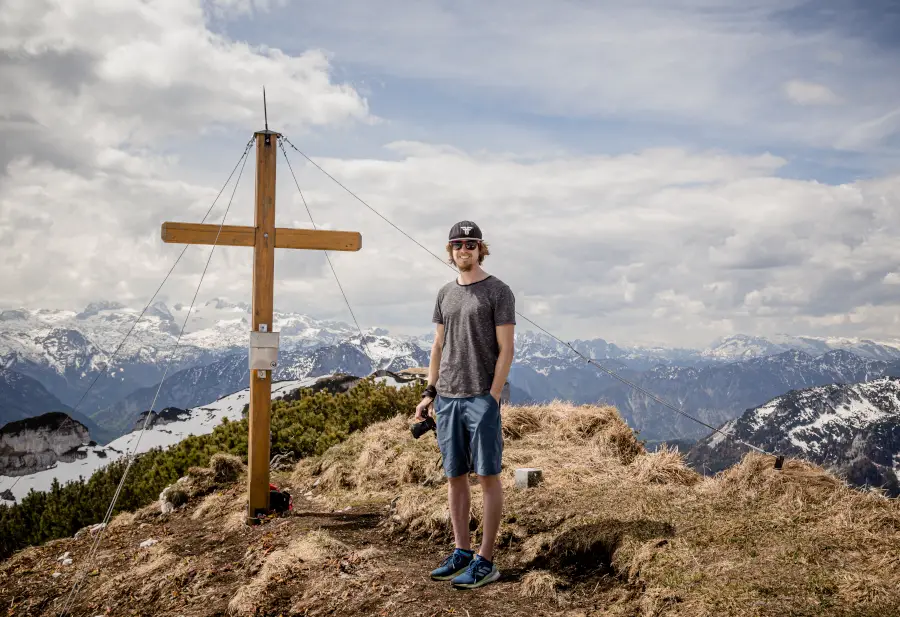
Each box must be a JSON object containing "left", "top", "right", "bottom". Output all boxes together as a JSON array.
[{"left": 5, "top": 301, "right": 900, "bottom": 445}]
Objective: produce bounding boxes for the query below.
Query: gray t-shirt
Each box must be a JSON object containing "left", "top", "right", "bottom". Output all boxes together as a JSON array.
[{"left": 432, "top": 275, "right": 516, "bottom": 398}]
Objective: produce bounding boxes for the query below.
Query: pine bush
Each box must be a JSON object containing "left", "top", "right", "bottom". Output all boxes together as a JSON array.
[{"left": 0, "top": 378, "right": 422, "bottom": 560}]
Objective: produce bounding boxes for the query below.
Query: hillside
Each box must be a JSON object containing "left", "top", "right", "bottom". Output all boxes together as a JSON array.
[
  {"left": 3, "top": 402, "right": 899, "bottom": 616},
  {"left": 0, "top": 379, "right": 317, "bottom": 506},
  {"left": 687, "top": 376, "right": 900, "bottom": 496}
]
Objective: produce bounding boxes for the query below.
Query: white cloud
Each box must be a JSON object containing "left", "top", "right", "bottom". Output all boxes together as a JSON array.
[
  {"left": 3, "top": 131, "right": 900, "bottom": 347},
  {"left": 2, "top": 0, "right": 900, "bottom": 350},
  {"left": 0, "top": 0, "right": 372, "bottom": 169},
  {"left": 273, "top": 0, "right": 900, "bottom": 152},
  {"left": 155, "top": 141, "right": 900, "bottom": 347},
  {"left": 784, "top": 80, "right": 840, "bottom": 106}
]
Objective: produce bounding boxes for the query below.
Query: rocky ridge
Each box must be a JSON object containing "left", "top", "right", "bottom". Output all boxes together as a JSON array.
[{"left": 0, "top": 413, "right": 90, "bottom": 477}]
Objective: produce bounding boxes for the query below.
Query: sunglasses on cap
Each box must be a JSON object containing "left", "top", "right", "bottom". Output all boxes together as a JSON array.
[{"left": 450, "top": 240, "right": 480, "bottom": 250}]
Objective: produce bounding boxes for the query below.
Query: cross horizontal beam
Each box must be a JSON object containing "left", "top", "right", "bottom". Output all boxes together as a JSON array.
[{"left": 161, "top": 222, "right": 362, "bottom": 251}]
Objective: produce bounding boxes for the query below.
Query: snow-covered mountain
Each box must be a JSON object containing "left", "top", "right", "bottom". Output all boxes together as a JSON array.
[
  {"left": 686, "top": 377, "right": 900, "bottom": 496},
  {"left": 0, "top": 367, "right": 121, "bottom": 444},
  {"left": 701, "top": 334, "right": 900, "bottom": 362},
  {"left": 86, "top": 333, "right": 430, "bottom": 440},
  {"left": 0, "top": 412, "right": 91, "bottom": 477},
  {"left": 0, "top": 300, "right": 363, "bottom": 414},
  {"left": 598, "top": 349, "right": 900, "bottom": 442}
]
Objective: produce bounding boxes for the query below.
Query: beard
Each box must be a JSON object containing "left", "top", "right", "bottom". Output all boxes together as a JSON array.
[{"left": 457, "top": 258, "right": 475, "bottom": 272}]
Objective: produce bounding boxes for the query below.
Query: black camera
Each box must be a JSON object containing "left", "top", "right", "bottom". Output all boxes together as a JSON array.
[{"left": 411, "top": 414, "right": 436, "bottom": 439}]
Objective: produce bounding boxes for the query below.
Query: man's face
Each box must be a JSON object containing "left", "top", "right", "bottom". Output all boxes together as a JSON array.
[{"left": 451, "top": 239, "right": 480, "bottom": 271}]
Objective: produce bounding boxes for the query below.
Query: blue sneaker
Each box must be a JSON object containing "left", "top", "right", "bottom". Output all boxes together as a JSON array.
[
  {"left": 430, "top": 548, "right": 475, "bottom": 580},
  {"left": 451, "top": 555, "right": 500, "bottom": 589}
]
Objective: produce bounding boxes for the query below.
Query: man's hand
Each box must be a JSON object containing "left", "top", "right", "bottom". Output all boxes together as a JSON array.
[
  {"left": 415, "top": 396, "right": 433, "bottom": 422},
  {"left": 490, "top": 389, "right": 501, "bottom": 406}
]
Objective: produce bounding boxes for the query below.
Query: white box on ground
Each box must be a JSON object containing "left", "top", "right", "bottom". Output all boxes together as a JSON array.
[{"left": 515, "top": 468, "right": 543, "bottom": 489}]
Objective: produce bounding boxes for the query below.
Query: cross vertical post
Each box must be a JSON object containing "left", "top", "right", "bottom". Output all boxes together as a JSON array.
[
  {"left": 248, "top": 129, "right": 278, "bottom": 521},
  {"left": 160, "top": 127, "right": 363, "bottom": 526}
]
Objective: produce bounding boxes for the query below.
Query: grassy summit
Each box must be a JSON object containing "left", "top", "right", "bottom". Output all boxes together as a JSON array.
[{"left": 2, "top": 399, "right": 899, "bottom": 616}]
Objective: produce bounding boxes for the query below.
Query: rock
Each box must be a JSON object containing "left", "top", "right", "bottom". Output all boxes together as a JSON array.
[
  {"left": 159, "top": 483, "right": 189, "bottom": 514},
  {"left": 515, "top": 468, "right": 544, "bottom": 489},
  {"left": 57, "top": 551, "right": 71, "bottom": 562},
  {"left": 61, "top": 558, "right": 73, "bottom": 566},
  {"left": 139, "top": 538, "right": 158, "bottom": 548},
  {"left": 270, "top": 452, "right": 295, "bottom": 471},
  {"left": 52, "top": 572, "right": 61, "bottom": 578},
  {"left": 0, "top": 412, "right": 90, "bottom": 476}
]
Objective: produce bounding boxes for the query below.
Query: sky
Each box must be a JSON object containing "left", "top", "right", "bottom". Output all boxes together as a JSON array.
[{"left": 1, "top": 0, "right": 899, "bottom": 348}]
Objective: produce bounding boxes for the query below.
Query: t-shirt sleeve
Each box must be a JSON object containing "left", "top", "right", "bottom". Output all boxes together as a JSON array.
[
  {"left": 493, "top": 285, "right": 516, "bottom": 326},
  {"left": 432, "top": 289, "right": 444, "bottom": 324}
]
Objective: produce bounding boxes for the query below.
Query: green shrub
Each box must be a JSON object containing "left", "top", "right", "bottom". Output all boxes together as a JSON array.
[{"left": 0, "top": 378, "right": 422, "bottom": 561}]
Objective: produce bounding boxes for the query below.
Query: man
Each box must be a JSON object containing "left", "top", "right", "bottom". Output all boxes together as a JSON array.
[{"left": 415, "top": 220, "right": 516, "bottom": 590}]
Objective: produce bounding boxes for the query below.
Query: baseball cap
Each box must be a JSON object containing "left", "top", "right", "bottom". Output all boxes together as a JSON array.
[{"left": 448, "top": 220, "right": 482, "bottom": 242}]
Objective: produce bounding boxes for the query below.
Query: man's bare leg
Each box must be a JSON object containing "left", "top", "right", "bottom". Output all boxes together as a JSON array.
[
  {"left": 477, "top": 474, "right": 503, "bottom": 561},
  {"left": 448, "top": 474, "right": 471, "bottom": 550}
]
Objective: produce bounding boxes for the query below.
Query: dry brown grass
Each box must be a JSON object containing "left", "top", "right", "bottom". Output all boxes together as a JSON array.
[
  {"left": 291, "top": 401, "right": 900, "bottom": 616},
  {"left": 96, "top": 542, "right": 179, "bottom": 598},
  {"left": 632, "top": 444, "right": 702, "bottom": 486},
  {"left": 210, "top": 452, "right": 245, "bottom": 484},
  {"left": 227, "top": 530, "right": 349, "bottom": 616},
  {"left": 106, "top": 511, "right": 136, "bottom": 530},
  {"left": 191, "top": 492, "right": 231, "bottom": 521},
  {"left": 520, "top": 569, "right": 563, "bottom": 599}
]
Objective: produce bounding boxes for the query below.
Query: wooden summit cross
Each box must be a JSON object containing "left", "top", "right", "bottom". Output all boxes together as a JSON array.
[{"left": 160, "top": 129, "right": 362, "bottom": 523}]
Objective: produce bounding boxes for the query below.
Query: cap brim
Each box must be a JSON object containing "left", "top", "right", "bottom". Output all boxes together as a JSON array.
[{"left": 449, "top": 237, "right": 482, "bottom": 242}]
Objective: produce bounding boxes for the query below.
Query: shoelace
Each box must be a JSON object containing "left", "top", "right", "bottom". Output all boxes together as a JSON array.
[{"left": 464, "top": 557, "right": 492, "bottom": 579}]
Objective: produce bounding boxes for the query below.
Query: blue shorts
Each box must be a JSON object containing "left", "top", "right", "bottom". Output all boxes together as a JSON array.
[{"left": 434, "top": 393, "right": 504, "bottom": 478}]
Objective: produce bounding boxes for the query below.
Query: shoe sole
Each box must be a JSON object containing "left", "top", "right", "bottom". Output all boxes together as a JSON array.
[
  {"left": 452, "top": 568, "right": 501, "bottom": 589},
  {"left": 430, "top": 566, "right": 470, "bottom": 581}
]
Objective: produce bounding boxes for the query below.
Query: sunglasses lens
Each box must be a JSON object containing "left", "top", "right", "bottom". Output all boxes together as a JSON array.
[{"left": 452, "top": 241, "right": 478, "bottom": 250}]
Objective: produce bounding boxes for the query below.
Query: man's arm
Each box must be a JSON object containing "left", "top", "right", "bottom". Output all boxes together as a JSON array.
[
  {"left": 428, "top": 323, "right": 444, "bottom": 387},
  {"left": 416, "top": 324, "right": 443, "bottom": 421},
  {"left": 490, "top": 324, "right": 515, "bottom": 401}
]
